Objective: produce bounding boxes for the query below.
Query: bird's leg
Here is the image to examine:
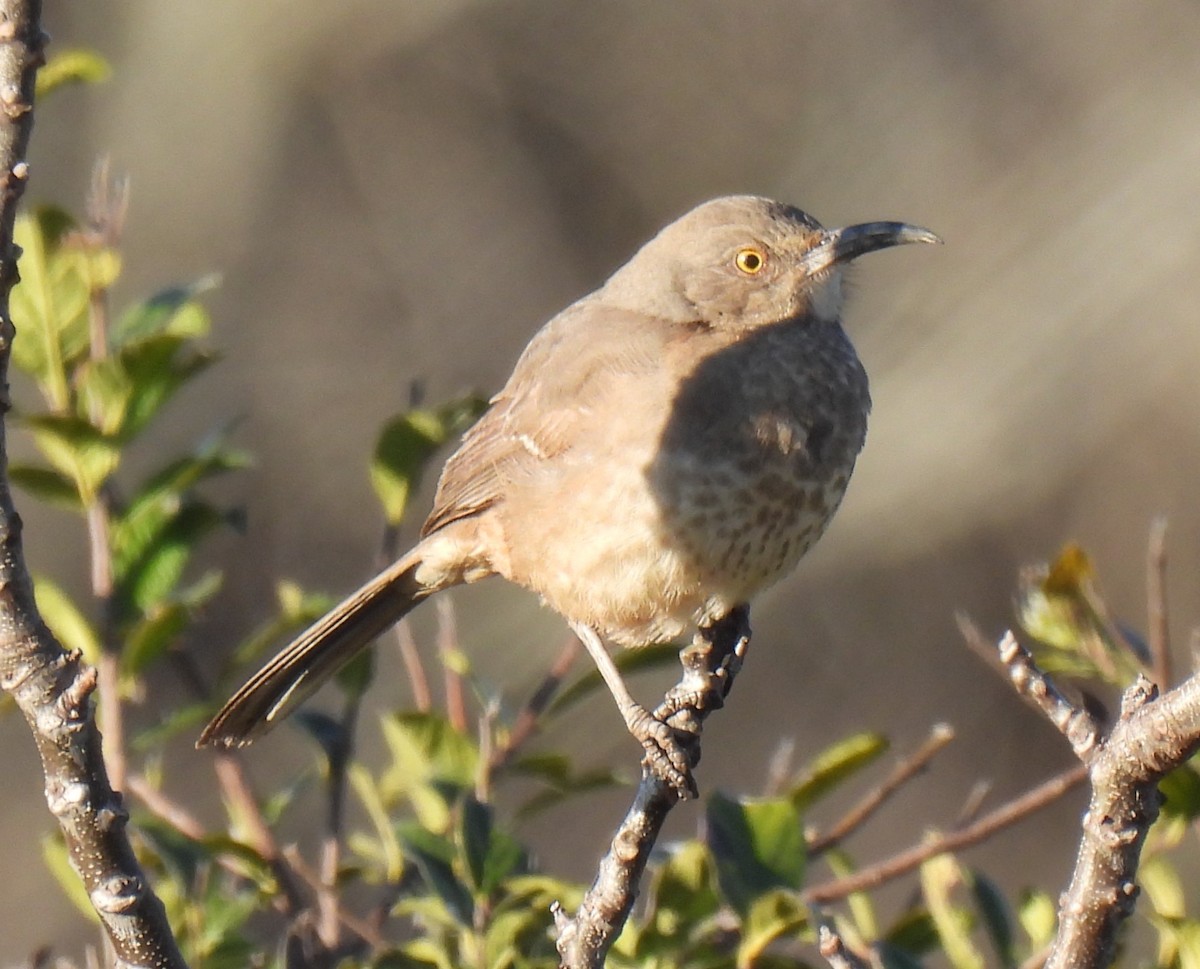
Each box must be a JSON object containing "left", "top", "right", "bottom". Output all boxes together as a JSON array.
[{"left": 569, "top": 622, "right": 696, "bottom": 798}]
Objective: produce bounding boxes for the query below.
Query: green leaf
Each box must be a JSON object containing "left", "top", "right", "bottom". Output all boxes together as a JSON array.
[
  {"left": 877, "top": 942, "right": 932, "bottom": 969},
  {"left": 115, "top": 499, "right": 241, "bottom": 614},
  {"left": 336, "top": 647, "right": 375, "bottom": 699},
  {"left": 1160, "top": 764, "right": 1200, "bottom": 820},
  {"left": 37, "top": 49, "right": 113, "bottom": 97},
  {"left": 380, "top": 712, "right": 479, "bottom": 796},
  {"left": 122, "top": 602, "right": 189, "bottom": 677},
  {"left": 510, "top": 753, "right": 620, "bottom": 818},
  {"left": 11, "top": 207, "right": 90, "bottom": 408},
  {"left": 1017, "top": 889, "right": 1056, "bottom": 951},
  {"left": 349, "top": 762, "right": 404, "bottom": 882},
  {"left": 33, "top": 574, "right": 101, "bottom": 665},
  {"left": 548, "top": 642, "right": 681, "bottom": 716},
  {"left": 398, "top": 823, "right": 475, "bottom": 926},
  {"left": 370, "top": 397, "right": 485, "bottom": 526},
  {"left": 885, "top": 907, "right": 940, "bottom": 956},
  {"left": 971, "top": 871, "right": 1016, "bottom": 968},
  {"left": 706, "top": 791, "right": 805, "bottom": 917},
  {"left": 1140, "top": 854, "right": 1185, "bottom": 920},
  {"left": 825, "top": 847, "right": 878, "bottom": 939},
  {"left": 131, "top": 701, "right": 211, "bottom": 750},
  {"left": 790, "top": 731, "right": 889, "bottom": 811},
  {"left": 737, "top": 890, "right": 807, "bottom": 967},
  {"left": 112, "top": 277, "right": 217, "bottom": 344},
  {"left": 458, "top": 795, "right": 492, "bottom": 892},
  {"left": 9, "top": 463, "right": 82, "bottom": 511},
  {"left": 227, "top": 581, "right": 333, "bottom": 674},
  {"left": 371, "top": 410, "right": 452, "bottom": 526},
  {"left": 921, "top": 853, "right": 984, "bottom": 969},
  {"left": 23, "top": 413, "right": 119, "bottom": 500},
  {"left": 76, "top": 333, "right": 218, "bottom": 439}
]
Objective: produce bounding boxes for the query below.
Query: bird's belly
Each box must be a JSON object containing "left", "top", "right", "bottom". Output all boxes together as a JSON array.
[{"left": 503, "top": 442, "right": 854, "bottom": 647}]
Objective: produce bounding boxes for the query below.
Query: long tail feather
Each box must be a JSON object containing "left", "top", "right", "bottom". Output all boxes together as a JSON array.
[{"left": 199, "top": 549, "right": 429, "bottom": 748}]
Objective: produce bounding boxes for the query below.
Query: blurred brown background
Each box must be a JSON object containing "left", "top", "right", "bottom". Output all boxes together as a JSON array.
[{"left": 5, "top": 0, "right": 1200, "bottom": 958}]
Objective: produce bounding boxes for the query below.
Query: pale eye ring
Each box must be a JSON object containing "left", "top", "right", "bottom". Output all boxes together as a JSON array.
[{"left": 734, "top": 246, "right": 766, "bottom": 275}]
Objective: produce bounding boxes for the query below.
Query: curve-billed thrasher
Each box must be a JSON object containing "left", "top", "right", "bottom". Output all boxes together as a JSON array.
[{"left": 200, "top": 196, "right": 938, "bottom": 792}]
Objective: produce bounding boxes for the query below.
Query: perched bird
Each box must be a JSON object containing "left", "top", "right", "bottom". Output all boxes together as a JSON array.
[{"left": 199, "top": 196, "right": 939, "bottom": 793}]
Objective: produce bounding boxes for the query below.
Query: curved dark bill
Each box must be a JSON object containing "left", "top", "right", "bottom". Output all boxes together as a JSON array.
[{"left": 802, "top": 222, "right": 942, "bottom": 274}]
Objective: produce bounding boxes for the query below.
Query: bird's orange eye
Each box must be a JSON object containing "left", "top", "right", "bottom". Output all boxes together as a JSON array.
[{"left": 734, "top": 246, "right": 766, "bottom": 275}]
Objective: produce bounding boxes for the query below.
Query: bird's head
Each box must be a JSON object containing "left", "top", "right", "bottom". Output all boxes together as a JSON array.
[{"left": 603, "top": 195, "right": 940, "bottom": 331}]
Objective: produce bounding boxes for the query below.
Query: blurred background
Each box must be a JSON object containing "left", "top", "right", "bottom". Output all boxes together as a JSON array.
[{"left": 6, "top": 0, "right": 1200, "bottom": 957}]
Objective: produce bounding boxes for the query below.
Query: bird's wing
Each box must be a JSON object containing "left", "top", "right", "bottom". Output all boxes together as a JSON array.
[{"left": 422, "top": 298, "right": 675, "bottom": 536}]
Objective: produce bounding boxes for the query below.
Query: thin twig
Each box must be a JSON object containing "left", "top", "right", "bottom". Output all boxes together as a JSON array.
[
  {"left": 380, "top": 522, "right": 432, "bottom": 711},
  {"left": 1147, "top": 517, "right": 1171, "bottom": 689},
  {"left": 127, "top": 774, "right": 208, "bottom": 840},
  {"left": 211, "top": 751, "right": 307, "bottom": 915},
  {"left": 808, "top": 723, "right": 954, "bottom": 856},
  {"left": 395, "top": 618, "right": 431, "bottom": 711},
  {"left": 437, "top": 596, "right": 467, "bottom": 731},
  {"left": 282, "top": 845, "right": 385, "bottom": 950},
  {"left": 997, "top": 630, "right": 1100, "bottom": 760},
  {"left": 488, "top": 633, "right": 581, "bottom": 773},
  {"left": 804, "top": 764, "right": 1087, "bottom": 903},
  {"left": 816, "top": 918, "right": 871, "bottom": 969},
  {"left": 79, "top": 163, "right": 128, "bottom": 793}
]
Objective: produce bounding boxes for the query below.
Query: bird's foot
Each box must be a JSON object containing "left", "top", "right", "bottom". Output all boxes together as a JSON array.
[{"left": 627, "top": 703, "right": 697, "bottom": 798}]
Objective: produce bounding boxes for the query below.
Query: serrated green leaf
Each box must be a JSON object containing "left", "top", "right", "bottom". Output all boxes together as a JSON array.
[
  {"left": 115, "top": 335, "right": 217, "bottom": 440},
  {"left": 9, "top": 463, "right": 82, "bottom": 511},
  {"left": 115, "top": 499, "right": 241, "bottom": 613},
  {"left": 921, "top": 853, "right": 984, "bottom": 969},
  {"left": 23, "top": 413, "right": 119, "bottom": 500},
  {"left": 790, "top": 731, "right": 889, "bottom": 811},
  {"left": 11, "top": 207, "right": 90, "bottom": 407},
  {"left": 33, "top": 574, "right": 101, "bottom": 665},
  {"left": 37, "top": 49, "right": 112, "bottom": 97},
  {"left": 706, "top": 791, "right": 804, "bottom": 917},
  {"left": 549, "top": 642, "right": 680, "bottom": 716}
]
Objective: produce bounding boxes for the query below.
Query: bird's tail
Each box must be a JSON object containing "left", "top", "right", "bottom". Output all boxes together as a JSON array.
[{"left": 199, "top": 540, "right": 451, "bottom": 748}]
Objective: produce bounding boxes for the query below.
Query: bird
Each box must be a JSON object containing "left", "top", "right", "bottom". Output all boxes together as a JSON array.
[{"left": 199, "top": 195, "right": 939, "bottom": 795}]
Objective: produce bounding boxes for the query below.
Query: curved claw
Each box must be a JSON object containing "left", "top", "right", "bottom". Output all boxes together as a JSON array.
[{"left": 629, "top": 705, "right": 697, "bottom": 798}]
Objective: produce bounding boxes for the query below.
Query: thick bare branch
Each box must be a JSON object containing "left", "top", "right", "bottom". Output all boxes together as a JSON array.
[
  {"left": 0, "top": 4, "right": 188, "bottom": 965},
  {"left": 1045, "top": 672, "right": 1200, "bottom": 969}
]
